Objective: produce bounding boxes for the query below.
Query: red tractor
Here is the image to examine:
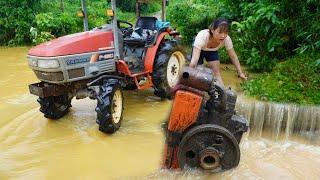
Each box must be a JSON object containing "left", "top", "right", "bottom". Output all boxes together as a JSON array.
[{"left": 28, "top": 0, "right": 186, "bottom": 133}]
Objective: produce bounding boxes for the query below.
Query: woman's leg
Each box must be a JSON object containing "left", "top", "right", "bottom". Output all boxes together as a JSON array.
[{"left": 208, "top": 61, "right": 224, "bottom": 88}]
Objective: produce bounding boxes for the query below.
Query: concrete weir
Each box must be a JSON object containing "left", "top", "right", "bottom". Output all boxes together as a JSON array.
[{"left": 236, "top": 95, "right": 320, "bottom": 144}]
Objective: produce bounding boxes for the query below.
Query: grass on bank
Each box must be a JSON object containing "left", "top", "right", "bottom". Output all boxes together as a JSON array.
[{"left": 241, "top": 52, "right": 320, "bottom": 105}]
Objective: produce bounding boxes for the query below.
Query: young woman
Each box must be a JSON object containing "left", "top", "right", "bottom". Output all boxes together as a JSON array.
[{"left": 189, "top": 18, "right": 247, "bottom": 87}]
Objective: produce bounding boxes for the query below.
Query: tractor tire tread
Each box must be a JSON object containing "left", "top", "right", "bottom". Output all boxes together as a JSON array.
[{"left": 95, "top": 79, "right": 123, "bottom": 134}]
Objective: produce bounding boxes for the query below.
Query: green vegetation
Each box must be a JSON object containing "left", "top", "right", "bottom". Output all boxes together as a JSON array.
[
  {"left": 242, "top": 53, "right": 320, "bottom": 104},
  {"left": 167, "top": 0, "right": 319, "bottom": 104},
  {"left": 116, "top": 0, "right": 160, "bottom": 13},
  {"left": 167, "top": 0, "right": 223, "bottom": 44},
  {"left": 1, "top": 0, "right": 319, "bottom": 104},
  {"left": 167, "top": 0, "right": 320, "bottom": 72},
  {"left": 0, "top": 0, "right": 39, "bottom": 45},
  {"left": 0, "top": 0, "right": 160, "bottom": 46}
]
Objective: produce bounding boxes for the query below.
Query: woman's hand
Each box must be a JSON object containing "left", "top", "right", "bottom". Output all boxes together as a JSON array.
[
  {"left": 238, "top": 72, "right": 248, "bottom": 80},
  {"left": 227, "top": 48, "right": 247, "bottom": 80},
  {"left": 189, "top": 62, "right": 197, "bottom": 68}
]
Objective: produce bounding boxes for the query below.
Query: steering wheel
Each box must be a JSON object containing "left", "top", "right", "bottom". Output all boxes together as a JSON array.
[{"left": 117, "top": 20, "right": 133, "bottom": 37}]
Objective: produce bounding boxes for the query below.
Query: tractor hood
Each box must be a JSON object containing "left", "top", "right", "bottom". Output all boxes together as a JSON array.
[{"left": 28, "top": 29, "right": 114, "bottom": 57}]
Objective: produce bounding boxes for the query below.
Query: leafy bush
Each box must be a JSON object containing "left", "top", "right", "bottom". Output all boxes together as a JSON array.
[
  {"left": 167, "top": 0, "right": 223, "bottom": 44},
  {"left": 288, "top": 1, "right": 320, "bottom": 54},
  {"left": 30, "top": 12, "right": 81, "bottom": 45},
  {"left": 140, "top": 2, "right": 161, "bottom": 14},
  {"left": 116, "top": 0, "right": 160, "bottom": 14},
  {"left": 116, "top": 0, "right": 136, "bottom": 12},
  {"left": 1, "top": 0, "right": 160, "bottom": 45},
  {"left": 231, "top": 2, "right": 285, "bottom": 72},
  {"left": 30, "top": 27, "right": 55, "bottom": 44},
  {"left": 242, "top": 52, "right": 320, "bottom": 104},
  {"left": 0, "top": 0, "right": 40, "bottom": 45},
  {"left": 0, "top": 0, "right": 135, "bottom": 45}
]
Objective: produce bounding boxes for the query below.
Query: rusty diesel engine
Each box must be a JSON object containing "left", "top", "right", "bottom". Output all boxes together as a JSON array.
[{"left": 163, "top": 66, "right": 248, "bottom": 171}]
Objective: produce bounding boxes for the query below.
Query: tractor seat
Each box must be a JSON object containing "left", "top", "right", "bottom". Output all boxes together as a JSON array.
[
  {"left": 123, "top": 17, "right": 158, "bottom": 47},
  {"left": 135, "top": 17, "right": 158, "bottom": 31}
]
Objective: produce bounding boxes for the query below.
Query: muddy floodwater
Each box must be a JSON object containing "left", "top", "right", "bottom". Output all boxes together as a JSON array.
[{"left": 0, "top": 47, "right": 320, "bottom": 179}]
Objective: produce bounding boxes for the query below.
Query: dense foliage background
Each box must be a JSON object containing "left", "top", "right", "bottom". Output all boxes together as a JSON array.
[
  {"left": 167, "top": 0, "right": 320, "bottom": 72},
  {"left": 0, "top": 0, "right": 160, "bottom": 46}
]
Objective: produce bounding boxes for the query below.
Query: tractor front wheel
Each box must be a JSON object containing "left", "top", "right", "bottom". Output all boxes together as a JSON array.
[
  {"left": 95, "top": 79, "right": 123, "bottom": 134},
  {"left": 37, "top": 94, "right": 72, "bottom": 119},
  {"left": 152, "top": 42, "right": 186, "bottom": 99}
]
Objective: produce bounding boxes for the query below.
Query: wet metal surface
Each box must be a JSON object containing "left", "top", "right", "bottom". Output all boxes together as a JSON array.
[{"left": 0, "top": 47, "right": 319, "bottom": 179}]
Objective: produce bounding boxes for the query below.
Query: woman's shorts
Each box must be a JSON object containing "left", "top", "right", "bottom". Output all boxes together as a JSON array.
[{"left": 198, "top": 50, "right": 219, "bottom": 65}]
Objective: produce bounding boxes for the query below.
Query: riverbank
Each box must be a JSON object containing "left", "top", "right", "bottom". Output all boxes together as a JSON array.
[{"left": 242, "top": 52, "right": 320, "bottom": 105}]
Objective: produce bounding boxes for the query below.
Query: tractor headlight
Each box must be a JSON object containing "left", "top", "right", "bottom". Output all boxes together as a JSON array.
[
  {"left": 28, "top": 58, "right": 38, "bottom": 67},
  {"left": 37, "top": 59, "right": 60, "bottom": 69}
]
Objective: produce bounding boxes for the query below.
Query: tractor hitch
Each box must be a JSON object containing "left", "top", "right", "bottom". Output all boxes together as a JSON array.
[{"left": 29, "top": 82, "right": 68, "bottom": 98}]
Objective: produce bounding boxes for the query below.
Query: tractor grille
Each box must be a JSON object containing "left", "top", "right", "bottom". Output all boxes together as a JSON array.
[
  {"left": 68, "top": 68, "right": 85, "bottom": 79},
  {"left": 33, "top": 70, "right": 64, "bottom": 82},
  {"left": 98, "top": 61, "right": 116, "bottom": 72}
]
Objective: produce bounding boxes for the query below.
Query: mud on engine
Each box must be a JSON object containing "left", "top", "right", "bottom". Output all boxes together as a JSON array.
[{"left": 163, "top": 66, "right": 248, "bottom": 171}]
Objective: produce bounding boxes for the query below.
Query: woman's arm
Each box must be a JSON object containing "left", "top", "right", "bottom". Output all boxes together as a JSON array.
[
  {"left": 189, "top": 47, "right": 201, "bottom": 67},
  {"left": 227, "top": 48, "right": 247, "bottom": 80}
]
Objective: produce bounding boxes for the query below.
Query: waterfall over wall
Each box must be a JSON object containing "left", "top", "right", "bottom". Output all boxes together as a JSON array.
[{"left": 235, "top": 96, "right": 320, "bottom": 144}]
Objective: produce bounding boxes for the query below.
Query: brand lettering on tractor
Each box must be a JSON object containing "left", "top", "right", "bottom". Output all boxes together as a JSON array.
[{"left": 66, "top": 57, "right": 90, "bottom": 65}]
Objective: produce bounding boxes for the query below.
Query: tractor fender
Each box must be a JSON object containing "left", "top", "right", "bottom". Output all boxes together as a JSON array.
[
  {"left": 153, "top": 42, "right": 176, "bottom": 68},
  {"left": 144, "top": 32, "right": 169, "bottom": 72},
  {"left": 158, "top": 40, "right": 177, "bottom": 52}
]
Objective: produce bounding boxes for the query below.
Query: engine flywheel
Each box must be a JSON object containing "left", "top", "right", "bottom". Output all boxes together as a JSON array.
[{"left": 177, "top": 124, "right": 240, "bottom": 171}]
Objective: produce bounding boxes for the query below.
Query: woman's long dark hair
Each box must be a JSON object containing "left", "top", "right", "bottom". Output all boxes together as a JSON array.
[{"left": 208, "top": 18, "right": 229, "bottom": 37}]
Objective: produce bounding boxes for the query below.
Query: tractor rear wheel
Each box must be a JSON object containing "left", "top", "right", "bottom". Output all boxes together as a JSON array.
[
  {"left": 95, "top": 79, "right": 123, "bottom": 134},
  {"left": 37, "top": 94, "right": 72, "bottom": 119},
  {"left": 152, "top": 41, "right": 186, "bottom": 99}
]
